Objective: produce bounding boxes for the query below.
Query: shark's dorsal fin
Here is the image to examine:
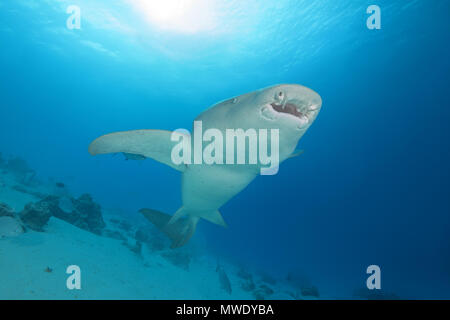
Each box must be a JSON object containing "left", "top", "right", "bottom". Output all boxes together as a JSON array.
[{"left": 88, "top": 129, "right": 186, "bottom": 172}]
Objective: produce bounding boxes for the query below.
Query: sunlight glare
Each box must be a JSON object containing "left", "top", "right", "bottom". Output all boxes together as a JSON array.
[{"left": 132, "top": 0, "right": 217, "bottom": 33}]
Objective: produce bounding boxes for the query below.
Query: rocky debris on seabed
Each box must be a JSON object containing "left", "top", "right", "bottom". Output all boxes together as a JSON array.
[
  {"left": 103, "top": 229, "right": 127, "bottom": 241},
  {"left": 286, "top": 271, "right": 320, "bottom": 298},
  {"left": 0, "top": 216, "right": 24, "bottom": 238},
  {"left": 4, "top": 156, "right": 32, "bottom": 173},
  {"left": 352, "top": 287, "right": 400, "bottom": 300},
  {"left": 71, "top": 194, "right": 105, "bottom": 235},
  {"left": 237, "top": 267, "right": 258, "bottom": 292},
  {"left": 300, "top": 285, "right": 320, "bottom": 298},
  {"left": 134, "top": 226, "right": 152, "bottom": 243},
  {"left": 19, "top": 197, "right": 54, "bottom": 231},
  {"left": 261, "top": 273, "right": 277, "bottom": 286},
  {"left": 12, "top": 185, "right": 47, "bottom": 199},
  {"left": 109, "top": 218, "right": 120, "bottom": 224},
  {"left": 237, "top": 267, "right": 253, "bottom": 281},
  {"left": 286, "top": 290, "right": 302, "bottom": 300},
  {"left": 252, "top": 289, "right": 266, "bottom": 300},
  {"left": 18, "top": 194, "right": 106, "bottom": 235},
  {"left": 270, "top": 291, "right": 296, "bottom": 300},
  {"left": 52, "top": 182, "right": 71, "bottom": 198},
  {"left": 0, "top": 202, "right": 15, "bottom": 218},
  {"left": 241, "top": 278, "right": 256, "bottom": 292},
  {"left": 122, "top": 240, "right": 142, "bottom": 255},
  {"left": 0, "top": 202, "right": 25, "bottom": 238},
  {"left": 258, "top": 284, "right": 274, "bottom": 295},
  {"left": 4, "top": 156, "right": 37, "bottom": 185},
  {"left": 118, "top": 220, "right": 132, "bottom": 232},
  {"left": 161, "top": 249, "right": 191, "bottom": 270},
  {"left": 135, "top": 226, "right": 167, "bottom": 251},
  {"left": 253, "top": 283, "right": 274, "bottom": 299},
  {"left": 108, "top": 218, "right": 136, "bottom": 238},
  {"left": 217, "top": 264, "right": 232, "bottom": 294},
  {"left": 53, "top": 194, "right": 105, "bottom": 235}
]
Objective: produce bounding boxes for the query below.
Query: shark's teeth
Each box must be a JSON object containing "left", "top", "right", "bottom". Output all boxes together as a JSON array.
[
  {"left": 271, "top": 102, "right": 303, "bottom": 118},
  {"left": 265, "top": 99, "right": 314, "bottom": 130}
]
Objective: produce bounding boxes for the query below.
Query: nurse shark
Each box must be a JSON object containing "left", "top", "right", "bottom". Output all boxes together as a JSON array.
[{"left": 88, "top": 84, "right": 322, "bottom": 248}]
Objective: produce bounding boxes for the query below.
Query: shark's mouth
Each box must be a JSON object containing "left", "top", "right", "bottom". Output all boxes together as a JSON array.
[
  {"left": 270, "top": 102, "right": 304, "bottom": 119},
  {"left": 261, "top": 96, "right": 320, "bottom": 129}
]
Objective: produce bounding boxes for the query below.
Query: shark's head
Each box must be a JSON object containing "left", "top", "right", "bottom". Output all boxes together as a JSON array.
[
  {"left": 224, "top": 84, "right": 322, "bottom": 156},
  {"left": 248, "top": 84, "right": 322, "bottom": 161},
  {"left": 255, "top": 84, "right": 322, "bottom": 133},
  {"left": 203, "top": 84, "right": 322, "bottom": 132},
  {"left": 197, "top": 83, "right": 322, "bottom": 165}
]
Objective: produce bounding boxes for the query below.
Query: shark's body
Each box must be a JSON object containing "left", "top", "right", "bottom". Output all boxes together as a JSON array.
[{"left": 89, "top": 84, "right": 322, "bottom": 248}]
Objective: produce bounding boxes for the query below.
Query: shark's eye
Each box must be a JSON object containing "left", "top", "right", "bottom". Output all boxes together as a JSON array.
[
  {"left": 275, "top": 91, "right": 285, "bottom": 102},
  {"left": 222, "top": 97, "right": 237, "bottom": 105}
]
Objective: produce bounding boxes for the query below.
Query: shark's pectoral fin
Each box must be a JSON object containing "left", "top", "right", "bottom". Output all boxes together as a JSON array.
[
  {"left": 140, "top": 208, "right": 198, "bottom": 249},
  {"left": 89, "top": 129, "right": 186, "bottom": 172},
  {"left": 288, "top": 149, "right": 304, "bottom": 159},
  {"left": 202, "top": 210, "right": 227, "bottom": 228}
]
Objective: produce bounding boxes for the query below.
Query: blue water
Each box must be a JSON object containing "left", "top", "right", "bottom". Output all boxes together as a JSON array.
[{"left": 1, "top": 0, "right": 449, "bottom": 299}]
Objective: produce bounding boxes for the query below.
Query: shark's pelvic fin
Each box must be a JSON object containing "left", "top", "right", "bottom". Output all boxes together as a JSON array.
[
  {"left": 169, "top": 207, "right": 227, "bottom": 228},
  {"left": 168, "top": 206, "right": 188, "bottom": 225},
  {"left": 288, "top": 149, "right": 304, "bottom": 159},
  {"left": 168, "top": 216, "right": 199, "bottom": 249},
  {"left": 202, "top": 210, "right": 227, "bottom": 228},
  {"left": 140, "top": 208, "right": 199, "bottom": 249},
  {"left": 88, "top": 129, "right": 186, "bottom": 172}
]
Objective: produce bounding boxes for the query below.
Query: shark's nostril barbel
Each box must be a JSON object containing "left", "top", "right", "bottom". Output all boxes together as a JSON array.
[{"left": 308, "top": 104, "right": 320, "bottom": 111}]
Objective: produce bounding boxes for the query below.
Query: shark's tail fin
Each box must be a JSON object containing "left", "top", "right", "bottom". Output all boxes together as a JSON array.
[{"left": 139, "top": 208, "right": 199, "bottom": 249}]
